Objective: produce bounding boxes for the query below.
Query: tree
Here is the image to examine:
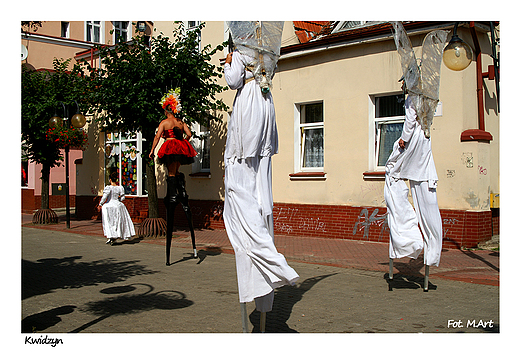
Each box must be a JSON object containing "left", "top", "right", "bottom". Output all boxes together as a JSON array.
[
  {"left": 22, "top": 58, "right": 88, "bottom": 223},
  {"left": 81, "top": 22, "right": 227, "bottom": 236}
]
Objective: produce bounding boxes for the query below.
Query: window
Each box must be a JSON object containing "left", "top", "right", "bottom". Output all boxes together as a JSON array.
[
  {"left": 373, "top": 93, "right": 405, "bottom": 169},
  {"left": 184, "top": 21, "right": 201, "bottom": 51},
  {"left": 191, "top": 120, "right": 211, "bottom": 175},
  {"left": 296, "top": 102, "right": 324, "bottom": 171},
  {"left": 113, "top": 21, "right": 129, "bottom": 43},
  {"left": 86, "top": 21, "right": 102, "bottom": 43},
  {"left": 61, "top": 22, "right": 69, "bottom": 38},
  {"left": 104, "top": 131, "right": 147, "bottom": 196}
]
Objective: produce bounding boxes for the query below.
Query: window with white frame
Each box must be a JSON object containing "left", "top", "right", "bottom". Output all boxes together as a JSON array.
[
  {"left": 113, "top": 21, "right": 129, "bottom": 43},
  {"left": 86, "top": 21, "right": 102, "bottom": 43},
  {"left": 104, "top": 131, "right": 147, "bottom": 196},
  {"left": 191, "top": 120, "right": 211, "bottom": 174},
  {"left": 61, "top": 22, "right": 69, "bottom": 38},
  {"left": 296, "top": 102, "right": 324, "bottom": 171},
  {"left": 184, "top": 21, "right": 201, "bottom": 51},
  {"left": 373, "top": 93, "right": 405, "bottom": 169}
]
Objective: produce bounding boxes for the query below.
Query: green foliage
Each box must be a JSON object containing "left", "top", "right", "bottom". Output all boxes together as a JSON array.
[
  {"left": 80, "top": 22, "right": 228, "bottom": 160},
  {"left": 21, "top": 58, "right": 88, "bottom": 168}
]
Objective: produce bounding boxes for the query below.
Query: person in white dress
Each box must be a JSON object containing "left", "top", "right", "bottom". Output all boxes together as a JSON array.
[
  {"left": 97, "top": 172, "right": 136, "bottom": 245},
  {"left": 223, "top": 50, "right": 299, "bottom": 314},
  {"left": 384, "top": 85, "right": 443, "bottom": 267}
]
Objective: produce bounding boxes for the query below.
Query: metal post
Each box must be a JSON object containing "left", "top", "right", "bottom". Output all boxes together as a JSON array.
[
  {"left": 240, "top": 302, "right": 248, "bottom": 333},
  {"left": 424, "top": 265, "right": 429, "bottom": 292},
  {"left": 260, "top": 312, "right": 266, "bottom": 333},
  {"left": 65, "top": 145, "right": 70, "bottom": 228},
  {"left": 389, "top": 258, "right": 394, "bottom": 280}
]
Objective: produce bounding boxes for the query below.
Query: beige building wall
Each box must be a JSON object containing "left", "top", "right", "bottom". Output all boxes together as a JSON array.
[
  {"left": 76, "top": 21, "right": 498, "bottom": 214},
  {"left": 270, "top": 25, "right": 498, "bottom": 211}
]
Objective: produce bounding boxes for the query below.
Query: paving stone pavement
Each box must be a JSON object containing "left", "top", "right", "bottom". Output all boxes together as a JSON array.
[{"left": 18, "top": 214, "right": 506, "bottom": 351}]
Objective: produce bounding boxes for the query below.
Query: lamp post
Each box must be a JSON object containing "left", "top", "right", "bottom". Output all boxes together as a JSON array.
[
  {"left": 442, "top": 21, "right": 499, "bottom": 141},
  {"left": 49, "top": 101, "right": 86, "bottom": 228},
  {"left": 442, "top": 22, "right": 473, "bottom": 71}
]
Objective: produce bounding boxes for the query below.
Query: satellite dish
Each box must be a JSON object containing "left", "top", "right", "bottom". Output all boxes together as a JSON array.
[{"left": 21, "top": 45, "right": 28, "bottom": 60}]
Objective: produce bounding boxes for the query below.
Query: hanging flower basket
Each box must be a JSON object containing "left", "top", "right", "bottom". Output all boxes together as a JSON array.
[{"left": 46, "top": 125, "right": 88, "bottom": 150}]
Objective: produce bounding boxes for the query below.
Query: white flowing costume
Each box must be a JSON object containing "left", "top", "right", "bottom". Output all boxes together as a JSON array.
[
  {"left": 224, "top": 51, "right": 299, "bottom": 311},
  {"left": 99, "top": 185, "right": 136, "bottom": 240},
  {"left": 385, "top": 95, "right": 443, "bottom": 267}
]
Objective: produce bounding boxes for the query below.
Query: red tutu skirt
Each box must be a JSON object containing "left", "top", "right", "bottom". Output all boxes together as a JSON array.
[{"left": 157, "top": 139, "right": 197, "bottom": 165}]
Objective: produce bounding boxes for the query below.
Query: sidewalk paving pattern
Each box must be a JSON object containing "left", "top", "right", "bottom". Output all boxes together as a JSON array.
[{"left": 21, "top": 214, "right": 499, "bottom": 334}]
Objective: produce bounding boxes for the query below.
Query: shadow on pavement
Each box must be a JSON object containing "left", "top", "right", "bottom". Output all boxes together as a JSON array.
[
  {"left": 249, "top": 273, "right": 338, "bottom": 333},
  {"left": 71, "top": 283, "right": 193, "bottom": 333},
  {"left": 22, "top": 257, "right": 159, "bottom": 300},
  {"left": 22, "top": 305, "right": 77, "bottom": 333},
  {"left": 382, "top": 255, "right": 437, "bottom": 291},
  {"left": 167, "top": 246, "right": 223, "bottom": 266}
]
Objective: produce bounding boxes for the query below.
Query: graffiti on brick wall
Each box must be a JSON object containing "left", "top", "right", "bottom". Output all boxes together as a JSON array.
[
  {"left": 273, "top": 206, "right": 327, "bottom": 234},
  {"left": 211, "top": 204, "right": 224, "bottom": 217},
  {"left": 353, "top": 208, "right": 389, "bottom": 240},
  {"left": 442, "top": 217, "right": 461, "bottom": 237}
]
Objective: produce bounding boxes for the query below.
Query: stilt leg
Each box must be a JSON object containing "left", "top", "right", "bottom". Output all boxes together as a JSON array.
[
  {"left": 424, "top": 265, "right": 429, "bottom": 292},
  {"left": 165, "top": 202, "right": 177, "bottom": 266},
  {"left": 178, "top": 173, "right": 197, "bottom": 258},
  {"left": 260, "top": 312, "right": 266, "bottom": 333},
  {"left": 389, "top": 258, "right": 394, "bottom": 280},
  {"left": 240, "top": 302, "right": 249, "bottom": 333},
  {"left": 182, "top": 204, "right": 197, "bottom": 258},
  {"left": 165, "top": 176, "right": 179, "bottom": 266}
]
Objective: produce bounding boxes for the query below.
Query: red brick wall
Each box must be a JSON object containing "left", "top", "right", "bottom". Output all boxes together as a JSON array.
[
  {"left": 74, "top": 196, "right": 495, "bottom": 249},
  {"left": 22, "top": 188, "right": 76, "bottom": 213},
  {"left": 22, "top": 189, "right": 36, "bottom": 214}
]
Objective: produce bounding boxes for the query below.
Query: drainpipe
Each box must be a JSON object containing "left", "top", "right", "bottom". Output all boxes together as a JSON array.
[{"left": 460, "top": 22, "right": 493, "bottom": 142}]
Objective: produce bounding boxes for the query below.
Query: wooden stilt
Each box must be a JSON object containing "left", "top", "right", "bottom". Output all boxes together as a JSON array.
[{"left": 240, "top": 302, "right": 249, "bottom": 333}]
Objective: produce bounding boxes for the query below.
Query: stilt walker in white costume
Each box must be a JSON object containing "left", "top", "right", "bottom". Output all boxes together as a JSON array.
[
  {"left": 223, "top": 21, "right": 299, "bottom": 332},
  {"left": 385, "top": 22, "right": 447, "bottom": 291}
]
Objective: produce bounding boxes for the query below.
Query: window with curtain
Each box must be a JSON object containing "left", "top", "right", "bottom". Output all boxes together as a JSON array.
[
  {"left": 191, "top": 120, "right": 211, "bottom": 173},
  {"left": 299, "top": 102, "right": 324, "bottom": 170},
  {"left": 61, "top": 22, "right": 69, "bottom": 38},
  {"left": 184, "top": 21, "right": 201, "bottom": 51},
  {"left": 113, "top": 21, "right": 129, "bottom": 43},
  {"left": 104, "top": 131, "right": 146, "bottom": 196},
  {"left": 375, "top": 94, "right": 405, "bottom": 167},
  {"left": 86, "top": 21, "right": 101, "bottom": 43}
]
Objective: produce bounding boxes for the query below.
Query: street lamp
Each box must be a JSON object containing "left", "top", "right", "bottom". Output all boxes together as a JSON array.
[
  {"left": 49, "top": 101, "right": 86, "bottom": 228},
  {"left": 443, "top": 22, "right": 473, "bottom": 71}
]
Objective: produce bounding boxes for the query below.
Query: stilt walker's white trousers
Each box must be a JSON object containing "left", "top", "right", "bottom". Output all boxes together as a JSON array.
[
  {"left": 385, "top": 176, "right": 443, "bottom": 267},
  {"left": 223, "top": 156, "right": 299, "bottom": 311}
]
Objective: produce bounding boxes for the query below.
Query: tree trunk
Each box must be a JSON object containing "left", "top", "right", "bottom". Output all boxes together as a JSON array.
[
  {"left": 137, "top": 160, "right": 166, "bottom": 237},
  {"left": 146, "top": 161, "right": 159, "bottom": 218},
  {"left": 33, "top": 163, "right": 58, "bottom": 224},
  {"left": 40, "top": 163, "right": 50, "bottom": 209}
]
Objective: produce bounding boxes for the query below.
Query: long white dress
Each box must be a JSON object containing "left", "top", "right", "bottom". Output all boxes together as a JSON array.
[
  {"left": 99, "top": 185, "right": 136, "bottom": 240},
  {"left": 384, "top": 95, "right": 443, "bottom": 266},
  {"left": 223, "top": 51, "right": 299, "bottom": 311}
]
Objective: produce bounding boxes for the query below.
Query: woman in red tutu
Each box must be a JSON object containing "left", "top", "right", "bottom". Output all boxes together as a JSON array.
[
  {"left": 149, "top": 88, "right": 197, "bottom": 176},
  {"left": 149, "top": 88, "right": 198, "bottom": 263}
]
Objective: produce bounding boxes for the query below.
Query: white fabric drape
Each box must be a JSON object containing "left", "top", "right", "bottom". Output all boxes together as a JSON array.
[
  {"left": 224, "top": 51, "right": 278, "bottom": 161},
  {"left": 385, "top": 96, "right": 443, "bottom": 267},
  {"left": 223, "top": 50, "right": 299, "bottom": 311},
  {"left": 100, "top": 185, "right": 135, "bottom": 240}
]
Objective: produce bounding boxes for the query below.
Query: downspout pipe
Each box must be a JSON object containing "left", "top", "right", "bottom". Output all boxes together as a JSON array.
[{"left": 460, "top": 22, "right": 493, "bottom": 142}]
